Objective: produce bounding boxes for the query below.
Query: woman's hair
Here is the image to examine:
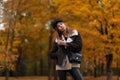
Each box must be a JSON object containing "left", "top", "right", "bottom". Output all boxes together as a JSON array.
[
  {"left": 51, "top": 18, "right": 63, "bottom": 30},
  {"left": 56, "top": 29, "right": 62, "bottom": 39},
  {"left": 56, "top": 27, "right": 73, "bottom": 40}
]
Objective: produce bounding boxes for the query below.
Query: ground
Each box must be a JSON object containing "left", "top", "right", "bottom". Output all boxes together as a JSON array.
[{"left": 0, "top": 76, "right": 119, "bottom": 80}]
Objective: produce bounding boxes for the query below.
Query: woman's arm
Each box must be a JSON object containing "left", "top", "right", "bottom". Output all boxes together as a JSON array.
[{"left": 48, "top": 41, "right": 58, "bottom": 59}]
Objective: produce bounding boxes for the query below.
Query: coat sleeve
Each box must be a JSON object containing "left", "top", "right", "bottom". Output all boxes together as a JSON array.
[
  {"left": 66, "top": 32, "right": 82, "bottom": 52},
  {"left": 48, "top": 41, "right": 58, "bottom": 59}
]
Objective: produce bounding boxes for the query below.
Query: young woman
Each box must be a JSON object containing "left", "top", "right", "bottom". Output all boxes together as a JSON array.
[{"left": 49, "top": 18, "right": 83, "bottom": 80}]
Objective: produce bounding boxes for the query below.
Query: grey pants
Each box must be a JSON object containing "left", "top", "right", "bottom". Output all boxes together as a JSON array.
[{"left": 57, "top": 68, "right": 83, "bottom": 80}]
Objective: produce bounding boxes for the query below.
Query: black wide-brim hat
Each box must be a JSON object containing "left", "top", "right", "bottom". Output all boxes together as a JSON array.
[{"left": 51, "top": 18, "right": 63, "bottom": 29}]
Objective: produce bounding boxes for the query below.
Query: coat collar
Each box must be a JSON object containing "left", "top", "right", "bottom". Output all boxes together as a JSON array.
[
  {"left": 69, "top": 30, "right": 78, "bottom": 37},
  {"left": 55, "top": 30, "right": 78, "bottom": 43}
]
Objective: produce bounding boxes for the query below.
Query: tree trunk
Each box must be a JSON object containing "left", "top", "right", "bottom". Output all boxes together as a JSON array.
[
  {"left": 101, "top": 62, "right": 104, "bottom": 75},
  {"left": 48, "top": 59, "right": 53, "bottom": 80},
  {"left": 94, "top": 57, "right": 97, "bottom": 77},
  {"left": 98, "top": 58, "right": 101, "bottom": 76},
  {"left": 40, "top": 59, "right": 43, "bottom": 76},
  {"left": 5, "top": 68, "right": 9, "bottom": 80},
  {"left": 14, "top": 46, "right": 23, "bottom": 77},
  {"left": 47, "top": 27, "right": 58, "bottom": 80},
  {"left": 117, "top": 62, "right": 119, "bottom": 80},
  {"left": 5, "top": 0, "right": 21, "bottom": 79},
  {"left": 48, "top": 26, "right": 54, "bottom": 80},
  {"left": 106, "top": 54, "right": 113, "bottom": 80},
  {"left": 4, "top": 21, "right": 11, "bottom": 80},
  {"left": 47, "top": 0, "right": 58, "bottom": 79}
]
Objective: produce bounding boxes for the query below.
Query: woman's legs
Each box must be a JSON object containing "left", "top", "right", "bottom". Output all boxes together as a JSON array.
[
  {"left": 69, "top": 67, "right": 83, "bottom": 80},
  {"left": 57, "top": 70, "right": 67, "bottom": 80}
]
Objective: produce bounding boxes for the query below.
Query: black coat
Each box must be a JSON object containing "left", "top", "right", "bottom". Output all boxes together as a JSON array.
[{"left": 49, "top": 30, "right": 82, "bottom": 66}]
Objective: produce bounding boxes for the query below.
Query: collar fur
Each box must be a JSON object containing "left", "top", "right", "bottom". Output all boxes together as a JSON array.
[
  {"left": 69, "top": 30, "right": 78, "bottom": 37},
  {"left": 55, "top": 30, "right": 78, "bottom": 43}
]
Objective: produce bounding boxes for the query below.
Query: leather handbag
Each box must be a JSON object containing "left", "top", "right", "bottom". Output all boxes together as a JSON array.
[{"left": 68, "top": 52, "right": 82, "bottom": 63}]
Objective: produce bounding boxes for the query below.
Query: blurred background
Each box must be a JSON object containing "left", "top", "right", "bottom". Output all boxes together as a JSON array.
[{"left": 0, "top": 0, "right": 120, "bottom": 80}]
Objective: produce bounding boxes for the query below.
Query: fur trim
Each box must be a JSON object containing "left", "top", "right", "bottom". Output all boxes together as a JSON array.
[
  {"left": 55, "top": 30, "right": 78, "bottom": 43},
  {"left": 69, "top": 30, "right": 78, "bottom": 37}
]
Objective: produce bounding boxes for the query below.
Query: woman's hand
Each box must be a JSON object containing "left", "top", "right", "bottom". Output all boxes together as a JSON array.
[{"left": 57, "top": 39, "right": 66, "bottom": 46}]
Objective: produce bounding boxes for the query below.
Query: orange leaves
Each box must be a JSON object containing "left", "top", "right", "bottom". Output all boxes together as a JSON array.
[
  {"left": 109, "top": 18, "right": 120, "bottom": 27},
  {"left": 0, "top": 50, "right": 18, "bottom": 71},
  {"left": 92, "top": 11, "right": 103, "bottom": 19},
  {"left": 52, "top": 0, "right": 83, "bottom": 17},
  {"left": 1, "top": 0, "right": 119, "bottom": 72},
  {"left": 112, "top": 4, "right": 119, "bottom": 11},
  {"left": 0, "top": 54, "right": 5, "bottom": 62},
  {"left": 89, "top": 21, "right": 99, "bottom": 28}
]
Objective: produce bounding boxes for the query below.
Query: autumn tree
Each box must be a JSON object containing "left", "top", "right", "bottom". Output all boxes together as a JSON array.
[
  {"left": 2, "top": 0, "right": 59, "bottom": 79},
  {"left": 1, "top": 0, "right": 120, "bottom": 80},
  {"left": 52, "top": 0, "right": 120, "bottom": 79}
]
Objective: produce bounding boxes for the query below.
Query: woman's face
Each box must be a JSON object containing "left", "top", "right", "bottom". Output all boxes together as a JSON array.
[{"left": 56, "top": 22, "right": 66, "bottom": 32}]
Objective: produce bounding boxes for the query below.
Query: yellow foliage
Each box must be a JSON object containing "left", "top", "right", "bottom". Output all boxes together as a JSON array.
[
  {"left": 89, "top": 21, "right": 99, "bottom": 27},
  {"left": 1, "top": 0, "right": 120, "bottom": 72},
  {"left": 0, "top": 52, "right": 18, "bottom": 71},
  {"left": 92, "top": 11, "right": 103, "bottom": 19}
]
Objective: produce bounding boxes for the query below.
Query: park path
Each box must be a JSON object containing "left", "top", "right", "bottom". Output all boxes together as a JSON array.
[{"left": 0, "top": 76, "right": 119, "bottom": 80}]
